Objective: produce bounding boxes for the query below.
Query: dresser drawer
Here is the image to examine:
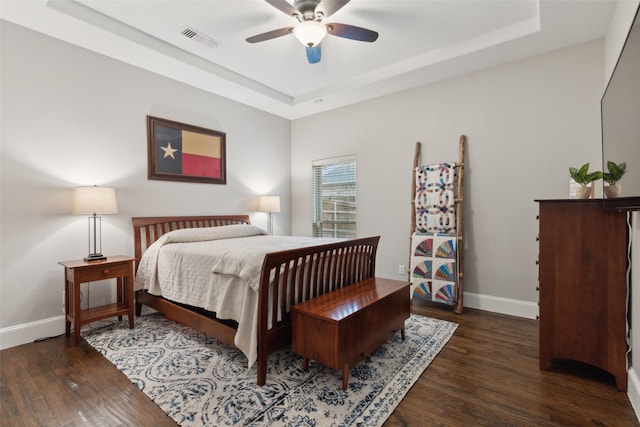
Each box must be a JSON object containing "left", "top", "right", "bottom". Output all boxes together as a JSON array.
[{"left": 72, "top": 262, "right": 129, "bottom": 282}]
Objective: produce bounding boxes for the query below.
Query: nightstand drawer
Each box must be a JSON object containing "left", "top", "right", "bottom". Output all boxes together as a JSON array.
[{"left": 75, "top": 262, "right": 129, "bottom": 282}]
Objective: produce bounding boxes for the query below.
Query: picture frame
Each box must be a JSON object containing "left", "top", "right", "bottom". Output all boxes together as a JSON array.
[{"left": 147, "top": 115, "right": 226, "bottom": 184}]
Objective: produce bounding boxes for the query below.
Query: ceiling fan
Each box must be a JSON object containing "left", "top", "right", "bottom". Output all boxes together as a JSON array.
[{"left": 246, "top": 0, "right": 378, "bottom": 64}]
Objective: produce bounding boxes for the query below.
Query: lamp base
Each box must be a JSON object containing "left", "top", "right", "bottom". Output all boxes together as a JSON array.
[{"left": 84, "top": 253, "right": 106, "bottom": 262}]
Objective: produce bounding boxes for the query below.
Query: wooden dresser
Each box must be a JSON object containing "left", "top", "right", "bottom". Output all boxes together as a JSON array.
[{"left": 536, "top": 199, "right": 628, "bottom": 390}]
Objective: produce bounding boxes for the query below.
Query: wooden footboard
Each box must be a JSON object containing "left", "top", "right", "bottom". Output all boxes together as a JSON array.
[
  {"left": 132, "top": 215, "right": 379, "bottom": 386},
  {"left": 256, "top": 236, "right": 380, "bottom": 385}
]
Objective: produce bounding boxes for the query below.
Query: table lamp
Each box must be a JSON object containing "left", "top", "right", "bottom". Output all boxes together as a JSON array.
[
  {"left": 73, "top": 185, "right": 118, "bottom": 261},
  {"left": 258, "top": 195, "right": 280, "bottom": 235}
]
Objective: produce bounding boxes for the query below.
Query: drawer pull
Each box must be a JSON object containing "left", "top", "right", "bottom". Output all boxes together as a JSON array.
[{"left": 103, "top": 269, "right": 110, "bottom": 275}]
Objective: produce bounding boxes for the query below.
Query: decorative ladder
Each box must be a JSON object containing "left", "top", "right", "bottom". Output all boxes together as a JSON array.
[{"left": 409, "top": 135, "right": 466, "bottom": 314}]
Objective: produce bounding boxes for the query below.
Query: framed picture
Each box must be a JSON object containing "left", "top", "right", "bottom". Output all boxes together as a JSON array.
[{"left": 147, "top": 115, "right": 226, "bottom": 184}]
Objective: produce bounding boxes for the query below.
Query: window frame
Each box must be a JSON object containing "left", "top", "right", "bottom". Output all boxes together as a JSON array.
[{"left": 312, "top": 155, "right": 357, "bottom": 238}]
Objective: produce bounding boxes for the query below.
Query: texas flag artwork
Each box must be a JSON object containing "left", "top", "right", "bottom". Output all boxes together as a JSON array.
[{"left": 148, "top": 116, "right": 226, "bottom": 184}]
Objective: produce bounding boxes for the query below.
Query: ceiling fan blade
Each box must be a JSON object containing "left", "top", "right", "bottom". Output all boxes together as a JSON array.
[
  {"left": 306, "top": 45, "right": 322, "bottom": 64},
  {"left": 327, "top": 23, "right": 378, "bottom": 42},
  {"left": 315, "top": 0, "right": 350, "bottom": 19},
  {"left": 265, "top": 0, "right": 301, "bottom": 18},
  {"left": 246, "top": 27, "right": 293, "bottom": 43}
]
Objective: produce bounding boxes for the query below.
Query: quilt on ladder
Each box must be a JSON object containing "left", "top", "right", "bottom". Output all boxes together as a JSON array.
[
  {"left": 410, "top": 232, "right": 458, "bottom": 305},
  {"left": 415, "top": 163, "right": 457, "bottom": 234},
  {"left": 412, "top": 162, "right": 458, "bottom": 305}
]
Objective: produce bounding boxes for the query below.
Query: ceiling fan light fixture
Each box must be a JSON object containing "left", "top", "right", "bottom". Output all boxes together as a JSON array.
[{"left": 293, "top": 20, "right": 327, "bottom": 47}]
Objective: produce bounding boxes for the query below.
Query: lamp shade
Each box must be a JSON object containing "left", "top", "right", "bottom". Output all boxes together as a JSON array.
[
  {"left": 293, "top": 21, "right": 327, "bottom": 47},
  {"left": 72, "top": 186, "right": 118, "bottom": 215},
  {"left": 258, "top": 195, "right": 280, "bottom": 213}
]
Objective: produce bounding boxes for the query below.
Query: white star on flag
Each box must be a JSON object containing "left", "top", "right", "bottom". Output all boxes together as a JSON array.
[{"left": 161, "top": 142, "right": 178, "bottom": 159}]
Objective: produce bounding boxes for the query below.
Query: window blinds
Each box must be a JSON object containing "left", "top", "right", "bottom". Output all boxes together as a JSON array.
[{"left": 312, "top": 155, "right": 357, "bottom": 238}]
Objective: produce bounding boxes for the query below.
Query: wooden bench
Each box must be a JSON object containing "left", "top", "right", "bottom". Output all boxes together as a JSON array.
[{"left": 291, "top": 277, "right": 410, "bottom": 390}]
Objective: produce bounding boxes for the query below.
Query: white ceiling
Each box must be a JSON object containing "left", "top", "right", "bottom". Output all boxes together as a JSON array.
[{"left": 1, "top": 0, "right": 617, "bottom": 119}]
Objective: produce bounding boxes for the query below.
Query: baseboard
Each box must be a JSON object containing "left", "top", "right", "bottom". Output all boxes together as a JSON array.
[
  {"left": 628, "top": 367, "right": 640, "bottom": 422},
  {"left": 1, "top": 292, "right": 538, "bottom": 349},
  {"left": 0, "top": 315, "right": 66, "bottom": 350},
  {"left": 463, "top": 291, "right": 539, "bottom": 319}
]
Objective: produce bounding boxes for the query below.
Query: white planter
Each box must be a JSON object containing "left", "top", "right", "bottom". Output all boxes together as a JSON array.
[
  {"left": 604, "top": 184, "right": 621, "bottom": 198},
  {"left": 575, "top": 185, "right": 593, "bottom": 199}
]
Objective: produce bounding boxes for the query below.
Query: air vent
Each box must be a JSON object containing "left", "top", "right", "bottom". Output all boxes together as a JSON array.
[{"left": 180, "top": 26, "right": 219, "bottom": 48}]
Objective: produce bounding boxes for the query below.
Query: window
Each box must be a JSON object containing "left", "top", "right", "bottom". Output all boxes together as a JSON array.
[{"left": 312, "top": 155, "right": 356, "bottom": 238}]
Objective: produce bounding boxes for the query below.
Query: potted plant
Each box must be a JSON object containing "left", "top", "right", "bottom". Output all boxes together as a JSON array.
[
  {"left": 569, "top": 163, "right": 602, "bottom": 199},
  {"left": 603, "top": 161, "right": 626, "bottom": 198}
]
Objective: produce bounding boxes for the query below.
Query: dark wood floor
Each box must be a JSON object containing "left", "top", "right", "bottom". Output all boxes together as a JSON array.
[{"left": 1, "top": 304, "right": 638, "bottom": 426}]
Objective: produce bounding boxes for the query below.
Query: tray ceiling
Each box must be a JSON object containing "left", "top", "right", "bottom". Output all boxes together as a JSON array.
[{"left": 0, "top": 0, "right": 616, "bottom": 119}]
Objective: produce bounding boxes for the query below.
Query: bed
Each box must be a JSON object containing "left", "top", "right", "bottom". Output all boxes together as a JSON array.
[{"left": 132, "top": 215, "right": 380, "bottom": 386}]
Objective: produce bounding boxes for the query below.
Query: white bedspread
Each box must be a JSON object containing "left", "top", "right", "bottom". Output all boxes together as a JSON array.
[{"left": 134, "top": 224, "right": 338, "bottom": 368}]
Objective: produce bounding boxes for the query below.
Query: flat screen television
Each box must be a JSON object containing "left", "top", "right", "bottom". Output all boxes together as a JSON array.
[{"left": 601, "top": 4, "right": 640, "bottom": 210}]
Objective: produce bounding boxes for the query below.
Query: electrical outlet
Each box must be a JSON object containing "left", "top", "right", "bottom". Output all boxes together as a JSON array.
[{"left": 398, "top": 264, "right": 406, "bottom": 275}]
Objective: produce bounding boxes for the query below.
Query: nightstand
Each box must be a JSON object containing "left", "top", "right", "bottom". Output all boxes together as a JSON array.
[{"left": 58, "top": 255, "right": 135, "bottom": 345}]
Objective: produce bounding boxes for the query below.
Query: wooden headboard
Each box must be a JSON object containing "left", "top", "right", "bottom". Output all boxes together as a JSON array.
[{"left": 132, "top": 215, "right": 251, "bottom": 263}]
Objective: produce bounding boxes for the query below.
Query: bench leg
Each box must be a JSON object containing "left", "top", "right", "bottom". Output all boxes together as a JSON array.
[
  {"left": 401, "top": 327, "right": 406, "bottom": 340},
  {"left": 342, "top": 364, "right": 349, "bottom": 390}
]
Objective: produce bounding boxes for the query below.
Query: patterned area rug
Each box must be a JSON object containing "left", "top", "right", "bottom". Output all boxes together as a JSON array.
[{"left": 82, "top": 313, "right": 457, "bottom": 426}]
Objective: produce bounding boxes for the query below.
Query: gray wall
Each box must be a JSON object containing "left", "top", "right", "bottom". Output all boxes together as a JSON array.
[
  {"left": 0, "top": 21, "right": 291, "bottom": 347},
  {"left": 291, "top": 39, "right": 604, "bottom": 317},
  {"left": 0, "top": 8, "right": 631, "bottom": 347}
]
